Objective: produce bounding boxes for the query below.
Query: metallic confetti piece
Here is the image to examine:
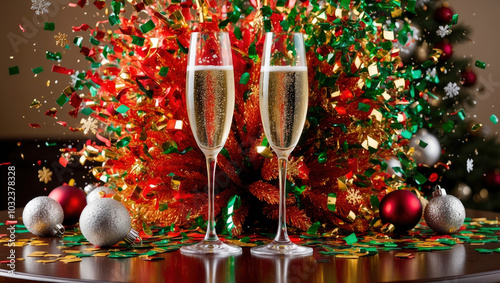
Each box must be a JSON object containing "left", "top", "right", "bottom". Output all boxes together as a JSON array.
[
  {"left": 475, "top": 60, "right": 486, "bottom": 69},
  {"left": 490, "top": 115, "right": 498, "bottom": 125}
]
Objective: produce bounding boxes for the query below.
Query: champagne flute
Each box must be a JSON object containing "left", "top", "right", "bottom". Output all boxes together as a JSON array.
[
  {"left": 181, "top": 31, "right": 241, "bottom": 255},
  {"left": 251, "top": 32, "right": 313, "bottom": 256}
]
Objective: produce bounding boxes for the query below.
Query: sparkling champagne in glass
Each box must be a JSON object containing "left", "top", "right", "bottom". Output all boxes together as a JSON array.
[
  {"left": 251, "top": 32, "right": 313, "bottom": 256},
  {"left": 181, "top": 32, "right": 241, "bottom": 255}
]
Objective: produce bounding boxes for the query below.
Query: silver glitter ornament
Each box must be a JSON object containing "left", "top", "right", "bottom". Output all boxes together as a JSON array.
[
  {"left": 84, "top": 183, "right": 98, "bottom": 195},
  {"left": 424, "top": 186, "right": 466, "bottom": 234},
  {"left": 86, "top": 186, "right": 115, "bottom": 203},
  {"left": 409, "top": 129, "right": 441, "bottom": 166},
  {"left": 22, "top": 196, "right": 65, "bottom": 237},
  {"left": 79, "top": 198, "right": 139, "bottom": 247}
]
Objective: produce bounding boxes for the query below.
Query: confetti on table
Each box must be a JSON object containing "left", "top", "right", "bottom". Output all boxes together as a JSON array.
[{"left": 38, "top": 166, "right": 53, "bottom": 184}]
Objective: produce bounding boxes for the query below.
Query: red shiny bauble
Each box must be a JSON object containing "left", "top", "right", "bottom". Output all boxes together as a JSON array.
[
  {"left": 379, "top": 190, "right": 423, "bottom": 232},
  {"left": 48, "top": 185, "right": 87, "bottom": 226},
  {"left": 434, "top": 6, "right": 454, "bottom": 24},
  {"left": 461, "top": 68, "right": 477, "bottom": 87},
  {"left": 484, "top": 170, "right": 500, "bottom": 190},
  {"left": 434, "top": 40, "right": 453, "bottom": 61}
]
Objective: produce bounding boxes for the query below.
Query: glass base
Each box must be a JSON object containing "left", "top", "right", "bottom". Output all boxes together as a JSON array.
[
  {"left": 250, "top": 240, "right": 313, "bottom": 256},
  {"left": 180, "top": 239, "right": 242, "bottom": 255}
]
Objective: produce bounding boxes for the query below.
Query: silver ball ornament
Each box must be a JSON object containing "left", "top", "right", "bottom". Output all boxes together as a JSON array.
[
  {"left": 84, "top": 183, "right": 98, "bottom": 195},
  {"left": 386, "top": 157, "right": 403, "bottom": 177},
  {"left": 409, "top": 129, "right": 441, "bottom": 166},
  {"left": 79, "top": 198, "right": 137, "bottom": 247},
  {"left": 86, "top": 186, "right": 115, "bottom": 203},
  {"left": 23, "top": 196, "right": 65, "bottom": 237},
  {"left": 424, "top": 187, "right": 466, "bottom": 234}
]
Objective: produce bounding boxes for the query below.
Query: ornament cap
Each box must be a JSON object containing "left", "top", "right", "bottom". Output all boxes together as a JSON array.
[
  {"left": 52, "top": 223, "right": 65, "bottom": 237},
  {"left": 433, "top": 185, "right": 447, "bottom": 197},
  {"left": 123, "top": 228, "right": 141, "bottom": 245},
  {"left": 84, "top": 183, "right": 98, "bottom": 195}
]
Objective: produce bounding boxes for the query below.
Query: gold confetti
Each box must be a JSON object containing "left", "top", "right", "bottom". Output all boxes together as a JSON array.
[
  {"left": 335, "top": 254, "right": 359, "bottom": 259},
  {"left": 35, "top": 259, "right": 59, "bottom": 264},
  {"left": 27, "top": 251, "right": 48, "bottom": 257},
  {"left": 60, "top": 258, "right": 82, "bottom": 263},
  {"left": 93, "top": 253, "right": 110, "bottom": 257},
  {"left": 38, "top": 166, "right": 53, "bottom": 184},
  {"left": 43, "top": 254, "right": 62, "bottom": 257}
]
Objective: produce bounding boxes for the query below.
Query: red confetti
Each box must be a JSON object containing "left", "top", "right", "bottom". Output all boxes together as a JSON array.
[
  {"left": 5, "top": 220, "right": 17, "bottom": 225},
  {"left": 72, "top": 23, "right": 90, "bottom": 32},
  {"left": 69, "top": 92, "right": 82, "bottom": 108},
  {"left": 19, "top": 24, "right": 25, "bottom": 33},
  {"left": 52, "top": 65, "right": 74, "bottom": 75},
  {"left": 57, "top": 121, "right": 68, "bottom": 127},
  {"left": 59, "top": 156, "right": 69, "bottom": 167},
  {"left": 0, "top": 162, "right": 11, "bottom": 166},
  {"left": 29, "top": 123, "right": 41, "bottom": 128},
  {"left": 96, "top": 131, "right": 111, "bottom": 147},
  {"left": 37, "top": 160, "right": 42, "bottom": 165},
  {"left": 94, "top": 0, "right": 106, "bottom": 9},
  {"left": 428, "top": 173, "right": 438, "bottom": 182},
  {"left": 45, "top": 108, "right": 57, "bottom": 118},
  {"left": 77, "top": 0, "right": 87, "bottom": 8}
]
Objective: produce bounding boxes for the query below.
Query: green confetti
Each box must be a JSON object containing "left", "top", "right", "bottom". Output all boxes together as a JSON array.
[
  {"left": 132, "top": 36, "right": 145, "bottom": 46},
  {"left": 327, "top": 193, "right": 336, "bottom": 212},
  {"left": 451, "top": 14, "right": 459, "bottom": 25},
  {"left": 46, "top": 51, "right": 62, "bottom": 61},
  {"left": 109, "top": 14, "right": 120, "bottom": 26},
  {"left": 443, "top": 120, "right": 455, "bottom": 132},
  {"left": 139, "top": 20, "right": 155, "bottom": 33},
  {"left": 418, "top": 140, "right": 428, "bottom": 148},
  {"left": 307, "top": 221, "right": 321, "bottom": 235},
  {"left": 56, "top": 93, "right": 69, "bottom": 107},
  {"left": 117, "top": 137, "right": 131, "bottom": 148},
  {"left": 116, "top": 105, "right": 129, "bottom": 114},
  {"left": 475, "top": 60, "right": 486, "bottom": 69},
  {"left": 318, "top": 152, "right": 327, "bottom": 164},
  {"left": 159, "top": 67, "right": 169, "bottom": 77},
  {"left": 31, "top": 67, "right": 44, "bottom": 74},
  {"left": 490, "top": 115, "right": 498, "bottom": 124},
  {"left": 81, "top": 108, "right": 93, "bottom": 115},
  {"left": 239, "top": 72, "right": 250, "bottom": 84},
  {"left": 358, "top": 102, "right": 371, "bottom": 112},
  {"left": 343, "top": 233, "right": 358, "bottom": 245},
  {"left": 8, "top": 66, "right": 19, "bottom": 75},
  {"left": 401, "top": 130, "right": 412, "bottom": 139},
  {"left": 44, "top": 22, "right": 55, "bottom": 31}
]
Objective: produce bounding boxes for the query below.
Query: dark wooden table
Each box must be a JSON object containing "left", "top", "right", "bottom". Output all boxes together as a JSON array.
[{"left": 2, "top": 209, "right": 500, "bottom": 283}]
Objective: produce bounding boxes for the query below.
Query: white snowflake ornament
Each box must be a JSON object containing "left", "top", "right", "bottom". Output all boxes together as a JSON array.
[
  {"left": 31, "top": 0, "right": 51, "bottom": 15},
  {"left": 436, "top": 26, "right": 452, "bottom": 38},
  {"left": 345, "top": 188, "right": 362, "bottom": 205},
  {"left": 443, "top": 82, "right": 460, "bottom": 99},
  {"left": 466, "top": 158, "right": 473, "bottom": 173},
  {"left": 80, "top": 117, "right": 99, "bottom": 135}
]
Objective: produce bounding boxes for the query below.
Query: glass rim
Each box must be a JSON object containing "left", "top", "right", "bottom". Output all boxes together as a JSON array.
[
  {"left": 265, "top": 31, "right": 305, "bottom": 36},
  {"left": 190, "top": 31, "right": 230, "bottom": 35}
]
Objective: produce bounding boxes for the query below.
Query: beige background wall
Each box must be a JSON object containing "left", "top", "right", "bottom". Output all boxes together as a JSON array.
[{"left": 0, "top": 0, "right": 499, "bottom": 140}]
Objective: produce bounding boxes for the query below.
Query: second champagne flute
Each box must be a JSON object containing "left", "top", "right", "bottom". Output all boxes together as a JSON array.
[
  {"left": 251, "top": 32, "right": 313, "bottom": 256},
  {"left": 181, "top": 31, "right": 242, "bottom": 255}
]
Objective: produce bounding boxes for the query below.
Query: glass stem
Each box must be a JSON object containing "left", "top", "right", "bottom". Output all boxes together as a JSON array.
[
  {"left": 204, "top": 155, "right": 219, "bottom": 242},
  {"left": 274, "top": 156, "right": 290, "bottom": 243}
]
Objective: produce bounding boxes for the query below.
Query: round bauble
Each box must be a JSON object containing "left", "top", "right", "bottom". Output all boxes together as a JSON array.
[
  {"left": 424, "top": 187, "right": 465, "bottom": 234},
  {"left": 409, "top": 129, "right": 441, "bottom": 166},
  {"left": 380, "top": 190, "right": 423, "bottom": 232},
  {"left": 460, "top": 68, "right": 477, "bottom": 87},
  {"left": 86, "top": 186, "right": 115, "bottom": 203},
  {"left": 49, "top": 185, "right": 87, "bottom": 226},
  {"left": 79, "top": 198, "right": 137, "bottom": 247},
  {"left": 23, "top": 196, "right": 65, "bottom": 237},
  {"left": 452, "top": 182, "right": 472, "bottom": 201},
  {"left": 386, "top": 157, "right": 402, "bottom": 177},
  {"left": 434, "top": 5, "right": 454, "bottom": 24},
  {"left": 434, "top": 40, "right": 453, "bottom": 61},
  {"left": 395, "top": 23, "right": 421, "bottom": 61},
  {"left": 484, "top": 169, "right": 500, "bottom": 189}
]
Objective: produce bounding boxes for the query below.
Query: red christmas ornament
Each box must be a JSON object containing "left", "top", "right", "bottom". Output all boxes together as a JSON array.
[
  {"left": 379, "top": 190, "right": 422, "bottom": 232},
  {"left": 48, "top": 185, "right": 87, "bottom": 226},
  {"left": 461, "top": 68, "right": 477, "bottom": 87},
  {"left": 434, "top": 5, "right": 454, "bottom": 24},
  {"left": 484, "top": 169, "right": 500, "bottom": 190},
  {"left": 434, "top": 40, "right": 453, "bottom": 61}
]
